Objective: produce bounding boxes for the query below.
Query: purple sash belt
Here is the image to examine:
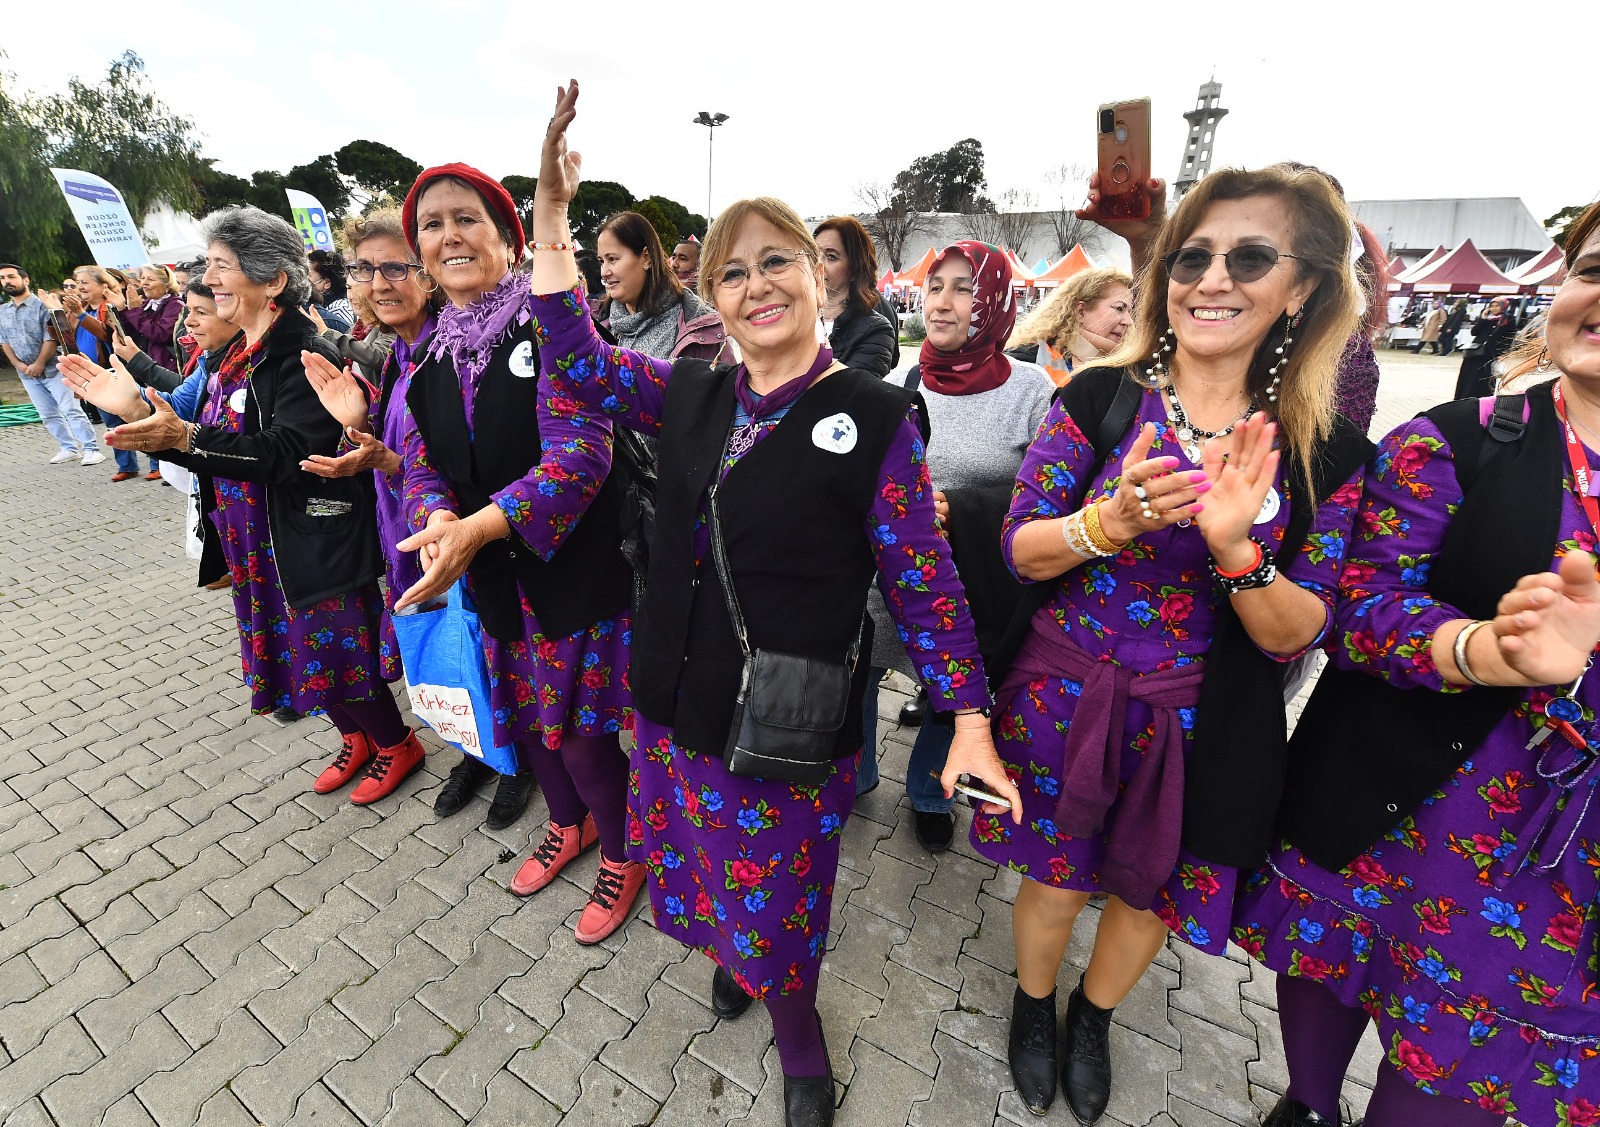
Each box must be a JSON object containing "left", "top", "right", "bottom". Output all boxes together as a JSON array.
[{"left": 999, "top": 613, "right": 1205, "bottom": 909}]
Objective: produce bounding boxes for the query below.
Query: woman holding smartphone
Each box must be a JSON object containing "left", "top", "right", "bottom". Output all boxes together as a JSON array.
[{"left": 975, "top": 165, "right": 1371, "bottom": 1123}]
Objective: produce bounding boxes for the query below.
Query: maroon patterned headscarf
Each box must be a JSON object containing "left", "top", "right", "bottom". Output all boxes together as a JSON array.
[{"left": 917, "top": 240, "right": 1017, "bottom": 396}]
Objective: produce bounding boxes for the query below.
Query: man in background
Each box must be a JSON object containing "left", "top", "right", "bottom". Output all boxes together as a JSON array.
[
  {"left": 0, "top": 263, "right": 103, "bottom": 466},
  {"left": 669, "top": 238, "right": 700, "bottom": 290}
]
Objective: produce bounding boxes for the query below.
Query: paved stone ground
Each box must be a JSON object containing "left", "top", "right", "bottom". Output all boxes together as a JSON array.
[{"left": 0, "top": 352, "right": 1461, "bottom": 1127}]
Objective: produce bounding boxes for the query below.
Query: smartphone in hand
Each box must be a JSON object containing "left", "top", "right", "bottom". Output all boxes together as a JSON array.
[
  {"left": 929, "top": 771, "right": 1013, "bottom": 811},
  {"left": 1095, "top": 98, "right": 1152, "bottom": 221}
]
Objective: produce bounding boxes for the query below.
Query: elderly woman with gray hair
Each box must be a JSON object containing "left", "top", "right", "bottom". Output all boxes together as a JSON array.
[{"left": 82, "top": 206, "right": 426, "bottom": 805}]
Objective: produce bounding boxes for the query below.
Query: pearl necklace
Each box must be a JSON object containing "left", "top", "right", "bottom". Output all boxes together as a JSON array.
[{"left": 1163, "top": 383, "right": 1257, "bottom": 462}]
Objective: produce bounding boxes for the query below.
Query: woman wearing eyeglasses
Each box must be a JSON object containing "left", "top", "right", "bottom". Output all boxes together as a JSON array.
[
  {"left": 390, "top": 163, "right": 642, "bottom": 944},
  {"left": 974, "top": 165, "right": 1372, "bottom": 1123},
  {"left": 507, "top": 83, "right": 1021, "bottom": 1127}
]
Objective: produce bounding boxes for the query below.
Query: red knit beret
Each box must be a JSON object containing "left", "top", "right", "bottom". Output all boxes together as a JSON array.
[{"left": 401, "top": 163, "right": 525, "bottom": 259}]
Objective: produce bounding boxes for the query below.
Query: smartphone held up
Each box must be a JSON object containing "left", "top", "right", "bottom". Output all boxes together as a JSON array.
[{"left": 1095, "top": 97, "right": 1152, "bottom": 221}]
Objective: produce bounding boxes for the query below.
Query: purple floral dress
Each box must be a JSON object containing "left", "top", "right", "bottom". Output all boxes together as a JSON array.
[
  {"left": 402, "top": 277, "right": 630, "bottom": 755},
  {"left": 201, "top": 341, "right": 390, "bottom": 715},
  {"left": 969, "top": 388, "right": 1363, "bottom": 949},
  {"left": 1233, "top": 415, "right": 1600, "bottom": 1127},
  {"left": 531, "top": 286, "right": 990, "bottom": 998}
]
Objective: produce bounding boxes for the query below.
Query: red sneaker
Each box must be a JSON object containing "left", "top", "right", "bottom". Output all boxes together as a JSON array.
[
  {"left": 511, "top": 815, "right": 597, "bottom": 896},
  {"left": 350, "top": 729, "right": 426, "bottom": 805},
  {"left": 574, "top": 856, "right": 645, "bottom": 945},
  {"left": 313, "top": 732, "right": 372, "bottom": 794}
]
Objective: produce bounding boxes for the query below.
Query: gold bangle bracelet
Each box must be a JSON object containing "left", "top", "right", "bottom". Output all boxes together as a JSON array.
[{"left": 1084, "top": 502, "right": 1129, "bottom": 555}]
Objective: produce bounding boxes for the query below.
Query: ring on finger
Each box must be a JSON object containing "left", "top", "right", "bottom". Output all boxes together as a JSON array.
[
  {"left": 1133, "top": 481, "right": 1149, "bottom": 503},
  {"left": 1140, "top": 498, "right": 1158, "bottom": 521}
]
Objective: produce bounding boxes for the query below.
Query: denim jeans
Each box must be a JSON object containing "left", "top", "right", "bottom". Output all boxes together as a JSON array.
[
  {"left": 856, "top": 665, "right": 956, "bottom": 813},
  {"left": 19, "top": 371, "right": 98, "bottom": 453},
  {"left": 98, "top": 411, "right": 156, "bottom": 473}
]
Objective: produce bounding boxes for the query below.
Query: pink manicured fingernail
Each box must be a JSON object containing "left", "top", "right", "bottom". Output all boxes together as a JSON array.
[
  {"left": 1160, "top": 457, "right": 1180, "bottom": 467},
  {"left": 1189, "top": 471, "right": 1208, "bottom": 483},
  {"left": 1194, "top": 481, "right": 1212, "bottom": 495},
  {"left": 1192, "top": 503, "right": 1204, "bottom": 513}
]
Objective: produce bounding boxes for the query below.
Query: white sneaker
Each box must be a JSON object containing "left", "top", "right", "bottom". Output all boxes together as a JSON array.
[
  {"left": 50, "top": 449, "right": 80, "bottom": 464},
  {"left": 80, "top": 449, "right": 105, "bottom": 467}
]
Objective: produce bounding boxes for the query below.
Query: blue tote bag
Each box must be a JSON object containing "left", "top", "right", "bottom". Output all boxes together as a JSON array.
[{"left": 392, "top": 578, "right": 519, "bottom": 775}]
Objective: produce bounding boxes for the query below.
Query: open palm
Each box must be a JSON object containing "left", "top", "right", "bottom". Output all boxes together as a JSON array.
[
  {"left": 1494, "top": 551, "right": 1600, "bottom": 686},
  {"left": 59, "top": 353, "right": 142, "bottom": 419},
  {"left": 538, "top": 81, "right": 584, "bottom": 206},
  {"left": 1194, "top": 415, "right": 1279, "bottom": 558}
]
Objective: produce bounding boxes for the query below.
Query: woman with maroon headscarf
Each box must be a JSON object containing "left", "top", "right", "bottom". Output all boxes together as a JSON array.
[{"left": 858, "top": 241, "right": 1054, "bottom": 852}]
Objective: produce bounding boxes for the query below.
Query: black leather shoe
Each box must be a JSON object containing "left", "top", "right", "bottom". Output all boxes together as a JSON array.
[
  {"left": 272, "top": 706, "right": 301, "bottom": 723},
  {"left": 434, "top": 756, "right": 494, "bottom": 818},
  {"left": 484, "top": 769, "right": 538, "bottom": 830},
  {"left": 1061, "top": 982, "right": 1112, "bottom": 1125},
  {"left": 711, "top": 965, "right": 753, "bottom": 1020},
  {"left": 782, "top": 1018, "right": 834, "bottom": 1127},
  {"left": 897, "top": 688, "right": 927, "bottom": 727},
  {"left": 914, "top": 809, "right": 957, "bottom": 853},
  {"left": 1008, "top": 986, "right": 1057, "bottom": 1115},
  {"left": 1262, "top": 1096, "right": 1341, "bottom": 1126}
]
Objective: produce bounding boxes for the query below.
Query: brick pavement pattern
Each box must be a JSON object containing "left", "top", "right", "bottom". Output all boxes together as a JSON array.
[{"left": 0, "top": 356, "right": 1464, "bottom": 1126}]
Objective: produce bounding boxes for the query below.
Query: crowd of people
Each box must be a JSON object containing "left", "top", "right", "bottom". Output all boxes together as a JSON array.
[{"left": 4, "top": 78, "right": 1597, "bottom": 1127}]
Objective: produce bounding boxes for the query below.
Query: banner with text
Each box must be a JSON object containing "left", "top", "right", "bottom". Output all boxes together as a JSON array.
[
  {"left": 49, "top": 168, "right": 147, "bottom": 273},
  {"left": 285, "top": 189, "right": 334, "bottom": 255}
]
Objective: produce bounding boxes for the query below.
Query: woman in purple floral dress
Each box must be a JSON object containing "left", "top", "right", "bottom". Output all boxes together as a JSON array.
[
  {"left": 526, "top": 83, "right": 1020, "bottom": 1127},
  {"left": 1232, "top": 204, "right": 1600, "bottom": 1127},
  {"left": 972, "top": 166, "right": 1373, "bottom": 1123},
  {"left": 391, "top": 163, "right": 643, "bottom": 945}
]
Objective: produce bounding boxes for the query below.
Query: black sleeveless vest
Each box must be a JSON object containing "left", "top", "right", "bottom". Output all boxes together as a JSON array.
[
  {"left": 406, "top": 320, "right": 633, "bottom": 642},
  {"left": 634, "top": 361, "right": 917, "bottom": 757},
  {"left": 1278, "top": 381, "right": 1564, "bottom": 870}
]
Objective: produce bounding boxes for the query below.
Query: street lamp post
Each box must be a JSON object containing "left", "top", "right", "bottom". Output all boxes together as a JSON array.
[{"left": 693, "top": 111, "right": 729, "bottom": 221}]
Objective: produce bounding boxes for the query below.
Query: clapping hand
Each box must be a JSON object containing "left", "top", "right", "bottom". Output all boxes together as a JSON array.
[
  {"left": 1194, "top": 415, "right": 1278, "bottom": 568},
  {"left": 300, "top": 427, "right": 399, "bottom": 478},
  {"left": 1096, "top": 422, "right": 1208, "bottom": 543},
  {"left": 1493, "top": 551, "right": 1600, "bottom": 686},
  {"left": 59, "top": 352, "right": 144, "bottom": 420},
  {"left": 106, "top": 386, "right": 186, "bottom": 453},
  {"left": 301, "top": 350, "right": 370, "bottom": 431}
]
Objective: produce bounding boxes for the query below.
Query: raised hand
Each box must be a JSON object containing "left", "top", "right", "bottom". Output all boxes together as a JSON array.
[
  {"left": 1096, "top": 421, "right": 1208, "bottom": 544},
  {"left": 1194, "top": 415, "right": 1278, "bottom": 567},
  {"left": 59, "top": 352, "right": 144, "bottom": 419},
  {"left": 539, "top": 80, "right": 583, "bottom": 206},
  {"left": 1491, "top": 551, "right": 1600, "bottom": 686},
  {"left": 300, "top": 427, "right": 399, "bottom": 478},
  {"left": 1079, "top": 172, "right": 1167, "bottom": 275},
  {"left": 301, "top": 350, "right": 370, "bottom": 431},
  {"left": 111, "top": 332, "right": 140, "bottom": 362},
  {"left": 106, "top": 386, "right": 186, "bottom": 453}
]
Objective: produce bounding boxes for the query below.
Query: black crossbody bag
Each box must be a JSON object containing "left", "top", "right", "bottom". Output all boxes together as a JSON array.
[{"left": 707, "top": 480, "right": 862, "bottom": 784}]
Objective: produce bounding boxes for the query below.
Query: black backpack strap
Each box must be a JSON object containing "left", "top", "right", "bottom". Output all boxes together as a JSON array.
[
  {"left": 901, "top": 362, "right": 921, "bottom": 392},
  {"left": 1425, "top": 392, "right": 1528, "bottom": 494},
  {"left": 1097, "top": 373, "right": 1144, "bottom": 460}
]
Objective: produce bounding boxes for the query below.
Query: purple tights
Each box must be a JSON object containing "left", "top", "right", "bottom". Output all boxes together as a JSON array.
[
  {"left": 766, "top": 981, "right": 828, "bottom": 1078},
  {"left": 1278, "top": 975, "right": 1504, "bottom": 1127},
  {"left": 521, "top": 733, "right": 630, "bottom": 862},
  {"left": 325, "top": 693, "right": 409, "bottom": 750}
]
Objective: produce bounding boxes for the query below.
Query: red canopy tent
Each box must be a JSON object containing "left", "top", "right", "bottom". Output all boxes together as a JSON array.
[
  {"left": 1392, "top": 245, "right": 1449, "bottom": 285},
  {"left": 1032, "top": 245, "right": 1097, "bottom": 288},
  {"left": 876, "top": 268, "right": 898, "bottom": 292},
  {"left": 1401, "top": 239, "right": 1523, "bottom": 295},
  {"left": 1508, "top": 246, "right": 1567, "bottom": 292}
]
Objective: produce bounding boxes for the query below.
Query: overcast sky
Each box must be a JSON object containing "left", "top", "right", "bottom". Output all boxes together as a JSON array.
[{"left": 5, "top": 0, "right": 1594, "bottom": 226}]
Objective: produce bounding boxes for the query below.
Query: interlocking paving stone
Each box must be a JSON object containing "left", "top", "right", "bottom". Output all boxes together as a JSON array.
[
  {"left": 138, "top": 1009, "right": 281, "bottom": 1127},
  {"left": 655, "top": 1051, "right": 757, "bottom": 1126},
  {"left": 0, "top": 850, "right": 99, "bottom": 926},
  {"left": 415, "top": 994, "right": 540, "bottom": 1119},
  {"left": 377, "top": 1077, "right": 464, "bottom": 1127},
  {"left": 136, "top": 841, "right": 245, "bottom": 916},
  {"left": 165, "top": 942, "right": 291, "bottom": 1049},
  {"left": 284, "top": 1082, "right": 363, "bottom": 1126},
  {"left": 234, "top": 1004, "right": 372, "bottom": 1126},
  {"left": 506, "top": 987, "right": 632, "bottom": 1111},
  {"left": 286, "top": 805, "right": 381, "bottom": 863},
  {"left": 577, "top": 920, "right": 692, "bottom": 1022},
  {"left": 24, "top": 922, "right": 99, "bottom": 984},
  {"left": 0, "top": 954, "right": 46, "bottom": 1009},
  {"left": 0, "top": 1018, "right": 100, "bottom": 1119},
  {"left": 338, "top": 883, "right": 451, "bottom": 968},
  {"left": 40, "top": 1011, "right": 190, "bottom": 1126},
  {"left": 60, "top": 846, "right": 175, "bottom": 923},
  {"left": 279, "top": 840, "right": 385, "bottom": 911},
  {"left": 108, "top": 889, "right": 230, "bottom": 979},
  {"left": 856, "top": 960, "right": 959, "bottom": 1076},
  {"left": 332, "top": 934, "right": 452, "bottom": 1040},
  {"left": 2, "top": 949, "right": 126, "bottom": 1055},
  {"left": 220, "top": 800, "right": 318, "bottom": 864},
  {"left": 343, "top": 835, "right": 444, "bottom": 910},
  {"left": 186, "top": 886, "right": 301, "bottom": 975},
  {"left": 100, "top": 1094, "right": 161, "bottom": 1127},
  {"left": 909, "top": 1032, "right": 1010, "bottom": 1127},
  {"left": 262, "top": 885, "right": 378, "bottom": 973},
  {"left": 471, "top": 1073, "right": 562, "bottom": 1127},
  {"left": 598, "top": 980, "right": 717, "bottom": 1102},
  {"left": 87, "top": 893, "right": 158, "bottom": 948},
  {"left": 248, "top": 938, "right": 371, "bottom": 1044},
  {"left": 79, "top": 947, "right": 211, "bottom": 1054},
  {"left": 823, "top": 903, "right": 909, "bottom": 999},
  {"left": 1, "top": 1099, "right": 56, "bottom": 1127},
  {"left": 495, "top": 933, "right": 611, "bottom": 1030},
  {"left": 0, "top": 900, "right": 76, "bottom": 966},
  {"left": 324, "top": 998, "right": 455, "bottom": 1124},
  {"left": 195, "top": 1089, "right": 260, "bottom": 1127},
  {"left": 205, "top": 839, "right": 313, "bottom": 915},
  {"left": 558, "top": 1061, "right": 659, "bottom": 1127},
  {"left": 416, "top": 931, "right": 532, "bottom": 1033}
]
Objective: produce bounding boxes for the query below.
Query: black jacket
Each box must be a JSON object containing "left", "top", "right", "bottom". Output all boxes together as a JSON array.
[
  {"left": 158, "top": 309, "right": 383, "bottom": 608},
  {"left": 828, "top": 304, "right": 897, "bottom": 378}
]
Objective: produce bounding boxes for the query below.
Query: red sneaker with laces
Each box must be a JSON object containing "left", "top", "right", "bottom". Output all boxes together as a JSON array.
[
  {"left": 350, "top": 729, "right": 426, "bottom": 805},
  {"left": 574, "top": 855, "right": 645, "bottom": 945},
  {"left": 313, "top": 732, "right": 373, "bottom": 794},
  {"left": 511, "top": 815, "right": 597, "bottom": 896}
]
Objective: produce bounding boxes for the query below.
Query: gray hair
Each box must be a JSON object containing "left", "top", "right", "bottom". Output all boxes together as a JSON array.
[{"left": 200, "top": 205, "right": 313, "bottom": 308}]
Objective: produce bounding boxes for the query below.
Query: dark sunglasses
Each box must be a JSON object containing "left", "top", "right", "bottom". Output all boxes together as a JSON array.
[
  {"left": 345, "top": 261, "right": 423, "bottom": 283},
  {"left": 1164, "top": 244, "right": 1298, "bottom": 284}
]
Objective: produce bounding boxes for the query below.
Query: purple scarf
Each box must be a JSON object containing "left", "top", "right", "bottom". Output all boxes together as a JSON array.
[
  {"left": 425, "top": 272, "right": 531, "bottom": 412},
  {"left": 727, "top": 345, "right": 834, "bottom": 459},
  {"left": 1001, "top": 613, "right": 1204, "bottom": 911},
  {"left": 391, "top": 309, "right": 439, "bottom": 376}
]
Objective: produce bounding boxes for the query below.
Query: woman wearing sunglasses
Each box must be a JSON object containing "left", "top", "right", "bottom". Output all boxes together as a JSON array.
[
  {"left": 506, "top": 82, "right": 1021, "bottom": 1127},
  {"left": 975, "top": 165, "right": 1372, "bottom": 1123},
  {"left": 1237, "top": 203, "right": 1600, "bottom": 1127}
]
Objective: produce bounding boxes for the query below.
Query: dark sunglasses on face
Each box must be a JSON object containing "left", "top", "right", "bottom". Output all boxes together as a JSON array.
[
  {"left": 1164, "top": 244, "right": 1299, "bottom": 285},
  {"left": 345, "top": 261, "right": 423, "bottom": 283}
]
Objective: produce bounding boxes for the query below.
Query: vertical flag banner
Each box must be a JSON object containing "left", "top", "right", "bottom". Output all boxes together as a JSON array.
[
  {"left": 49, "top": 168, "right": 147, "bottom": 273},
  {"left": 285, "top": 189, "right": 334, "bottom": 254}
]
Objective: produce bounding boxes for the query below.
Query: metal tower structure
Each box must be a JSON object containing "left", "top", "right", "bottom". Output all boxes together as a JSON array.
[{"left": 1173, "top": 80, "right": 1229, "bottom": 200}]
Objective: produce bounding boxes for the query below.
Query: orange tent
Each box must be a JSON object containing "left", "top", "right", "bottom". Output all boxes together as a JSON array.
[
  {"left": 894, "top": 246, "right": 939, "bottom": 288},
  {"left": 1032, "top": 245, "right": 1096, "bottom": 287}
]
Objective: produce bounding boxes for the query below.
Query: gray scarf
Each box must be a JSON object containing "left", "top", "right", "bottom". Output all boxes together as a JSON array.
[{"left": 605, "top": 290, "right": 708, "bottom": 362}]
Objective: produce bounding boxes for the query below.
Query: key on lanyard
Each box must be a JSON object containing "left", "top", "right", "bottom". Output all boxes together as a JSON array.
[{"left": 1530, "top": 667, "right": 1592, "bottom": 750}]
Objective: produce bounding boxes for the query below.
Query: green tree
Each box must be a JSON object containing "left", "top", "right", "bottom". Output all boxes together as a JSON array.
[
  {"left": 570, "top": 179, "right": 635, "bottom": 248},
  {"left": 892, "top": 138, "right": 990, "bottom": 214},
  {"left": 284, "top": 154, "right": 351, "bottom": 218},
  {"left": 500, "top": 175, "right": 540, "bottom": 229},
  {"left": 335, "top": 140, "right": 422, "bottom": 203},
  {"left": 640, "top": 195, "right": 707, "bottom": 241},
  {"left": 1545, "top": 204, "right": 1590, "bottom": 247},
  {"left": 634, "top": 199, "right": 679, "bottom": 254}
]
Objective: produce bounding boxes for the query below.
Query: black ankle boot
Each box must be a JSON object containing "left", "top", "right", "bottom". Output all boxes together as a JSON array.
[
  {"left": 711, "top": 964, "right": 752, "bottom": 1019},
  {"left": 1007, "top": 986, "right": 1057, "bottom": 1116},
  {"left": 485, "top": 769, "right": 537, "bottom": 830},
  {"left": 1061, "top": 981, "right": 1112, "bottom": 1125},
  {"left": 782, "top": 1016, "right": 834, "bottom": 1127},
  {"left": 1262, "top": 1096, "right": 1340, "bottom": 1126}
]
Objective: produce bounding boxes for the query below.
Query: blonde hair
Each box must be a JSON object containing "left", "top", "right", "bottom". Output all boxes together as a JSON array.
[
  {"left": 1499, "top": 313, "right": 1550, "bottom": 386},
  {"left": 342, "top": 209, "right": 409, "bottom": 253},
  {"left": 698, "top": 197, "right": 821, "bottom": 303},
  {"left": 140, "top": 264, "right": 179, "bottom": 295},
  {"left": 74, "top": 264, "right": 114, "bottom": 289},
  {"left": 1095, "top": 165, "right": 1362, "bottom": 491},
  {"left": 1007, "top": 266, "right": 1133, "bottom": 352}
]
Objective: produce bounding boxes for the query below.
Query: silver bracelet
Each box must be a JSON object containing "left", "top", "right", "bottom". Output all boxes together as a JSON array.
[
  {"left": 1452, "top": 619, "right": 1491, "bottom": 687},
  {"left": 1060, "top": 510, "right": 1099, "bottom": 558}
]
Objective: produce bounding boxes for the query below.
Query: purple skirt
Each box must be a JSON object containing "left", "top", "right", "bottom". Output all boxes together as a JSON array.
[{"left": 627, "top": 718, "right": 857, "bottom": 997}]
